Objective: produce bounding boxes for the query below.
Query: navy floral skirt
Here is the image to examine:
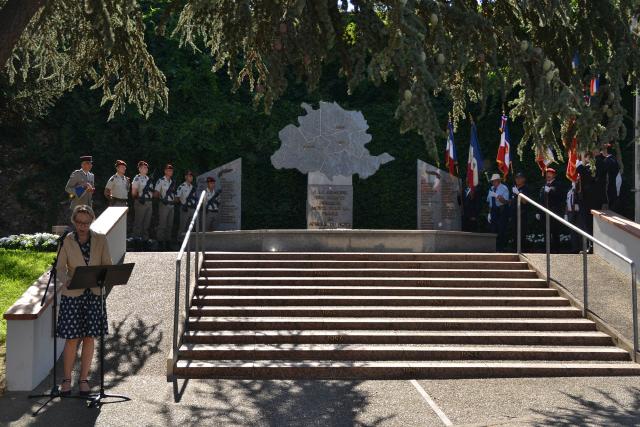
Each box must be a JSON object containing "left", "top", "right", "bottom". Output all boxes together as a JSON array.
[{"left": 57, "top": 288, "right": 108, "bottom": 339}]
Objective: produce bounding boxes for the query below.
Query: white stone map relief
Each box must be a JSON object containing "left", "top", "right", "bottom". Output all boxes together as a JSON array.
[{"left": 271, "top": 101, "right": 394, "bottom": 179}]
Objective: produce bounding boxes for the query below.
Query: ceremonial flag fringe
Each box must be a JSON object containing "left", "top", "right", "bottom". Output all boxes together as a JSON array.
[
  {"left": 444, "top": 120, "right": 458, "bottom": 176},
  {"left": 467, "top": 121, "right": 483, "bottom": 191},
  {"left": 496, "top": 114, "right": 511, "bottom": 177}
]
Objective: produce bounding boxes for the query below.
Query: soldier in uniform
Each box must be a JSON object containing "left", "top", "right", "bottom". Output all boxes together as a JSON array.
[
  {"left": 204, "top": 176, "right": 221, "bottom": 231},
  {"left": 104, "top": 160, "right": 130, "bottom": 207},
  {"left": 65, "top": 155, "right": 95, "bottom": 211},
  {"left": 131, "top": 161, "right": 153, "bottom": 242},
  {"left": 154, "top": 164, "right": 177, "bottom": 250},
  {"left": 177, "top": 170, "right": 198, "bottom": 236}
]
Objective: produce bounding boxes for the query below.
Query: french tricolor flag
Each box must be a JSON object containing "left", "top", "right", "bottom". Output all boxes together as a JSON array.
[
  {"left": 467, "top": 121, "right": 484, "bottom": 191},
  {"left": 496, "top": 115, "right": 511, "bottom": 177},
  {"left": 590, "top": 76, "right": 600, "bottom": 96},
  {"left": 444, "top": 120, "right": 457, "bottom": 176}
]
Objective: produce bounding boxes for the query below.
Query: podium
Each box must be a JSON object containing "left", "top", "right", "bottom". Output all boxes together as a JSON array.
[{"left": 68, "top": 263, "right": 134, "bottom": 408}]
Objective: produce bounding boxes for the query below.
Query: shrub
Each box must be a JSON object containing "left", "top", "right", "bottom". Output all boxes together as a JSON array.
[{"left": 0, "top": 233, "right": 60, "bottom": 252}]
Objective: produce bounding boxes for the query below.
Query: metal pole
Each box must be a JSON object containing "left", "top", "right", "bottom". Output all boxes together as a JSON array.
[
  {"left": 632, "top": 263, "right": 638, "bottom": 362},
  {"left": 173, "top": 260, "right": 180, "bottom": 356},
  {"left": 582, "top": 236, "right": 588, "bottom": 317},
  {"left": 186, "top": 238, "right": 191, "bottom": 331},
  {"left": 517, "top": 195, "right": 522, "bottom": 254},
  {"left": 635, "top": 87, "right": 640, "bottom": 223},
  {"left": 545, "top": 212, "right": 551, "bottom": 285}
]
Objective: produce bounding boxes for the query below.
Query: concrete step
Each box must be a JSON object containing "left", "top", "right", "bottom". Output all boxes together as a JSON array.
[
  {"left": 182, "top": 330, "right": 614, "bottom": 346},
  {"left": 187, "top": 317, "right": 596, "bottom": 331},
  {"left": 193, "top": 285, "right": 558, "bottom": 297},
  {"left": 177, "top": 343, "right": 630, "bottom": 362},
  {"left": 191, "top": 296, "right": 570, "bottom": 307},
  {"left": 173, "top": 360, "right": 640, "bottom": 379},
  {"left": 201, "top": 268, "right": 539, "bottom": 279},
  {"left": 196, "top": 277, "right": 548, "bottom": 288},
  {"left": 203, "top": 252, "right": 521, "bottom": 262},
  {"left": 188, "top": 306, "right": 582, "bottom": 318},
  {"left": 203, "top": 260, "right": 531, "bottom": 270}
]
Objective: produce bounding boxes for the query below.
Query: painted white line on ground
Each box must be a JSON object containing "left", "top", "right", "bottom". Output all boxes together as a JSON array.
[{"left": 410, "top": 379, "right": 453, "bottom": 426}]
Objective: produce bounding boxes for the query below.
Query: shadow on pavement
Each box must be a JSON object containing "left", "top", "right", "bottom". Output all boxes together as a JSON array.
[
  {"left": 0, "top": 314, "right": 162, "bottom": 426},
  {"left": 531, "top": 387, "right": 640, "bottom": 426},
  {"left": 158, "top": 379, "right": 395, "bottom": 426}
]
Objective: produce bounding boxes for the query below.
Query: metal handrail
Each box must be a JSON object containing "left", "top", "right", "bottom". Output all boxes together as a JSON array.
[
  {"left": 172, "top": 191, "right": 207, "bottom": 366},
  {"left": 517, "top": 192, "right": 638, "bottom": 361}
]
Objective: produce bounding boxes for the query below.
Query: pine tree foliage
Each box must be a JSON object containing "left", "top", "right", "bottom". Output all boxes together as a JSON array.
[
  {"left": 3, "top": 0, "right": 167, "bottom": 120},
  {"left": 2, "top": 0, "right": 640, "bottom": 159}
]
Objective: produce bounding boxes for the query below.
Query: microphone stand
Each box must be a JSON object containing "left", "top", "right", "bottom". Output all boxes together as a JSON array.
[{"left": 28, "top": 230, "right": 85, "bottom": 416}]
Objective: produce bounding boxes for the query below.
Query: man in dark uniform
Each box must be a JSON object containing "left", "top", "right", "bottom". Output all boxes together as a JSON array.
[
  {"left": 537, "top": 168, "right": 565, "bottom": 253},
  {"left": 576, "top": 151, "right": 597, "bottom": 236},
  {"left": 462, "top": 186, "right": 482, "bottom": 232},
  {"left": 593, "top": 149, "right": 607, "bottom": 210},
  {"left": 487, "top": 173, "right": 510, "bottom": 252},
  {"left": 510, "top": 172, "right": 530, "bottom": 251}
]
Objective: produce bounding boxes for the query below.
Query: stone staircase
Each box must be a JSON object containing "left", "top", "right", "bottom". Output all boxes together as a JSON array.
[{"left": 173, "top": 252, "right": 640, "bottom": 379}]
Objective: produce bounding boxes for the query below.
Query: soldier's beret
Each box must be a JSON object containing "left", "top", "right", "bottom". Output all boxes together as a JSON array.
[
  {"left": 115, "top": 160, "right": 127, "bottom": 168},
  {"left": 206, "top": 176, "right": 215, "bottom": 182},
  {"left": 80, "top": 155, "right": 92, "bottom": 163},
  {"left": 137, "top": 160, "right": 149, "bottom": 168},
  {"left": 165, "top": 164, "right": 174, "bottom": 170},
  {"left": 185, "top": 169, "right": 193, "bottom": 176},
  {"left": 545, "top": 167, "right": 557, "bottom": 174}
]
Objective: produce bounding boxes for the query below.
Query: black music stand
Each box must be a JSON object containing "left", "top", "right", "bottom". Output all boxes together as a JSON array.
[{"left": 68, "top": 263, "right": 134, "bottom": 408}]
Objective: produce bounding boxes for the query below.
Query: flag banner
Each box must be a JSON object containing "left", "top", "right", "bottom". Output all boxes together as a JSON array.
[
  {"left": 590, "top": 76, "right": 600, "bottom": 96},
  {"left": 467, "top": 121, "right": 483, "bottom": 191},
  {"left": 444, "top": 120, "right": 457, "bottom": 176},
  {"left": 496, "top": 114, "right": 511, "bottom": 177},
  {"left": 565, "top": 137, "right": 579, "bottom": 182},
  {"left": 535, "top": 146, "right": 556, "bottom": 175}
]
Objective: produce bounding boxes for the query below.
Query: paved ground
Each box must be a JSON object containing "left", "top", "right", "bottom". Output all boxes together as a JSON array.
[
  {"left": 0, "top": 252, "right": 639, "bottom": 426},
  {"left": 524, "top": 253, "right": 637, "bottom": 343}
]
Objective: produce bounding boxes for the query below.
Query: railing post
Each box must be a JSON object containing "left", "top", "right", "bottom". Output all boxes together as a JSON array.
[
  {"left": 173, "top": 259, "right": 181, "bottom": 357},
  {"left": 545, "top": 212, "right": 550, "bottom": 285},
  {"left": 195, "top": 206, "right": 200, "bottom": 283},
  {"left": 582, "top": 236, "right": 588, "bottom": 317},
  {"left": 632, "top": 263, "right": 638, "bottom": 362},
  {"left": 517, "top": 195, "right": 522, "bottom": 254},
  {"left": 186, "top": 236, "right": 191, "bottom": 331}
]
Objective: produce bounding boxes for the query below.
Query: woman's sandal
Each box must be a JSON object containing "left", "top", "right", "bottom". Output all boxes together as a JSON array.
[
  {"left": 59, "top": 378, "right": 72, "bottom": 397},
  {"left": 78, "top": 379, "right": 91, "bottom": 397}
]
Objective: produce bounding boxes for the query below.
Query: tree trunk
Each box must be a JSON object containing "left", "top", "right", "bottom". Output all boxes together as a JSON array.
[{"left": 0, "top": 0, "right": 48, "bottom": 67}]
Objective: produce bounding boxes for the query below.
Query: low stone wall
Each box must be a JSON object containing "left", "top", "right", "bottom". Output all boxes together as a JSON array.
[
  {"left": 199, "top": 229, "right": 496, "bottom": 253},
  {"left": 592, "top": 210, "right": 640, "bottom": 282}
]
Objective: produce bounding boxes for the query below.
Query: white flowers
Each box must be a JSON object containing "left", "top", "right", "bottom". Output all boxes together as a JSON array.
[{"left": 0, "top": 233, "right": 59, "bottom": 251}]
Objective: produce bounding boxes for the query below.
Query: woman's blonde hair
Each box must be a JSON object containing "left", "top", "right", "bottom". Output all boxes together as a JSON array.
[{"left": 71, "top": 205, "right": 96, "bottom": 223}]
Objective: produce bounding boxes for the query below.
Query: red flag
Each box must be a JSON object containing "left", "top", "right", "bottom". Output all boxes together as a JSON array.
[
  {"left": 565, "top": 137, "right": 579, "bottom": 182},
  {"left": 496, "top": 115, "right": 511, "bottom": 177}
]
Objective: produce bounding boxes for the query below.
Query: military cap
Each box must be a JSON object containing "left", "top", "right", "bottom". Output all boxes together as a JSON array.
[
  {"left": 164, "top": 164, "right": 174, "bottom": 170},
  {"left": 137, "top": 160, "right": 149, "bottom": 168},
  {"left": 80, "top": 155, "right": 93, "bottom": 163},
  {"left": 515, "top": 172, "right": 526, "bottom": 178},
  {"left": 185, "top": 169, "right": 193, "bottom": 176},
  {"left": 206, "top": 176, "right": 215, "bottom": 183},
  {"left": 545, "top": 167, "right": 557, "bottom": 174},
  {"left": 115, "top": 160, "right": 127, "bottom": 168}
]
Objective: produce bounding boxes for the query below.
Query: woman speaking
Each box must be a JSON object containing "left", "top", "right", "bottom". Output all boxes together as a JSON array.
[{"left": 56, "top": 205, "right": 112, "bottom": 396}]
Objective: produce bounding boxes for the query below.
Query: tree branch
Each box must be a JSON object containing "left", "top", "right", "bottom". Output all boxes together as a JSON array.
[{"left": 0, "top": 0, "right": 48, "bottom": 67}]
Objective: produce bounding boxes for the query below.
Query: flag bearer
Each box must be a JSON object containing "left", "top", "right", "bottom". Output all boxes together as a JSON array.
[
  {"left": 537, "top": 168, "right": 565, "bottom": 253},
  {"left": 487, "top": 173, "right": 510, "bottom": 252}
]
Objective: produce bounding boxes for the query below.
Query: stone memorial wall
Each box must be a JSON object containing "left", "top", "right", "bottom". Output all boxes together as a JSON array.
[
  {"left": 307, "top": 172, "right": 353, "bottom": 229},
  {"left": 417, "top": 159, "right": 462, "bottom": 231},
  {"left": 197, "top": 158, "right": 242, "bottom": 230}
]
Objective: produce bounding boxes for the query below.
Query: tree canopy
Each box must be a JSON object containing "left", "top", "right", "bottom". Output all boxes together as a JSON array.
[{"left": 2, "top": 0, "right": 640, "bottom": 159}]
